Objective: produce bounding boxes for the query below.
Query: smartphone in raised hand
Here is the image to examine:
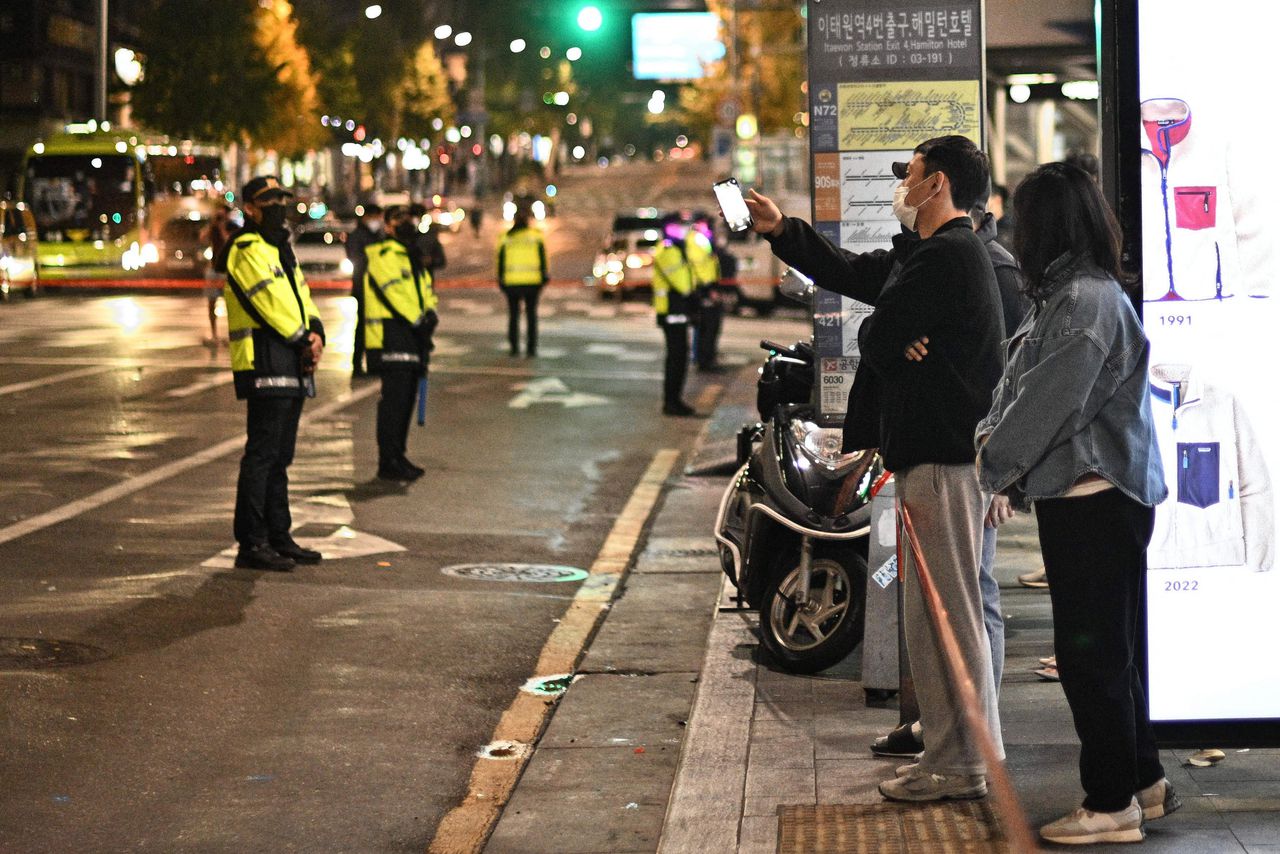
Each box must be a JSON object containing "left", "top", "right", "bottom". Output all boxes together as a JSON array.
[{"left": 713, "top": 177, "right": 754, "bottom": 232}]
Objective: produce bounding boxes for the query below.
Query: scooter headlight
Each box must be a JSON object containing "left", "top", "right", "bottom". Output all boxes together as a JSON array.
[{"left": 792, "top": 421, "right": 846, "bottom": 468}]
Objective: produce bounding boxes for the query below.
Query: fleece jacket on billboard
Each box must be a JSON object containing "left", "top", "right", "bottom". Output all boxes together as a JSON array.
[
  {"left": 1148, "top": 363, "right": 1274, "bottom": 571},
  {"left": 1140, "top": 98, "right": 1272, "bottom": 303}
]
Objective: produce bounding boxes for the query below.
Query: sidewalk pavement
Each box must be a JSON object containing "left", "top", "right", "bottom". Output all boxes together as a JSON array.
[{"left": 485, "top": 364, "right": 1280, "bottom": 853}]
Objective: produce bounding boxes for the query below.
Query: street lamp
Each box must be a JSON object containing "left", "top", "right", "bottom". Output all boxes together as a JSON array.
[
  {"left": 455, "top": 31, "right": 473, "bottom": 47},
  {"left": 510, "top": 38, "right": 527, "bottom": 53},
  {"left": 566, "top": 46, "right": 582, "bottom": 62},
  {"left": 577, "top": 6, "right": 603, "bottom": 32},
  {"left": 434, "top": 24, "right": 452, "bottom": 39},
  {"left": 364, "top": 4, "right": 382, "bottom": 20}
]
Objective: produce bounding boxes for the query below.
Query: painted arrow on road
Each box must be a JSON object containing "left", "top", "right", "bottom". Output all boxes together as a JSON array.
[
  {"left": 507, "top": 377, "right": 611, "bottom": 410},
  {"left": 201, "top": 526, "right": 407, "bottom": 568}
]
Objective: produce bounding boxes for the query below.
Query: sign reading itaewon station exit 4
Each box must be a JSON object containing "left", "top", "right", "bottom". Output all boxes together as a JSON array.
[{"left": 806, "top": 2, "right": 985, "bottom": 423}]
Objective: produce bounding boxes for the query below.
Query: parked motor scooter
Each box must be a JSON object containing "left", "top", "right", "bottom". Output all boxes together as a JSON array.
[{"left": 714, "top": 271, "right": 883, "bottom": 673}]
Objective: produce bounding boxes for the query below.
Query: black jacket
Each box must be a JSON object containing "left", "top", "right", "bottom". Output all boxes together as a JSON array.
[
  {"left": 974, "top": 212, "right": 1029, "bottom": 336},
  {"left": 766, "top": 216, "right": 1003, "bottom": 472}
]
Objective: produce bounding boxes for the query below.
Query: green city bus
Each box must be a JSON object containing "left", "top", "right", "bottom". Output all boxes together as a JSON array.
[{"left": 21, "top": 123, "right": 225, "bottom": 278}]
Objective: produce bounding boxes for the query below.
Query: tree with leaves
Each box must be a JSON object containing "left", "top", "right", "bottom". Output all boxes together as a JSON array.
[{"left": 131, "top": 0, "right": 323, "bottom": 154}]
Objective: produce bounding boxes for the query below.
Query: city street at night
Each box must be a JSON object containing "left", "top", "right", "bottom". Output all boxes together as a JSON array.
[{"left": 0, "top": 159, "right": 806, "bottom": 850}]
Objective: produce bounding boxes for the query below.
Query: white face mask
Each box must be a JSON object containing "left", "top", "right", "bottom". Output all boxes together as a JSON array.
[{"left": 892, "top": 176, "right": 941, "bottom": 231}]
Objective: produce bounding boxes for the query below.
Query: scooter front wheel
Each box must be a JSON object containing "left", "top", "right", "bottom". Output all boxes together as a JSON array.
[{"left": 759, "top": 552, "right": 865, "bottom": 674}]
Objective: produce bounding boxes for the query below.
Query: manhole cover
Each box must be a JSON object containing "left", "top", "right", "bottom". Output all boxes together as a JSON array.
[
  {"left": 649, "top": 547, "right": 718, "bottom": 558},
  {"left": 440, "top": 564, "right": 588, "bottom": 583},
  {"left": 0, "top": 638, "right": 110, "bottom": 670}
]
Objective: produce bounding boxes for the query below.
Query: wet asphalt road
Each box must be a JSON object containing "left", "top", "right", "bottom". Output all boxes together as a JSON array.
[{"left": 0, "top": 246, "right": 807, "bottom": 850}]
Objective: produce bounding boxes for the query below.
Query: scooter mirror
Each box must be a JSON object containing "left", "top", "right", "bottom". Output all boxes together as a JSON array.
[{"left": 779, "top": 267, "right": 815, "bottom": 305}]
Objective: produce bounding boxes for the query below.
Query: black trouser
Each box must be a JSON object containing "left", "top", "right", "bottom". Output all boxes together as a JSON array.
[
  {"left": 377, "top": 368, "right": 418, "bottom": 466},
  {"left": 1035, "top": 489, "right": 1165, "bottom": 812},
  {"left": 661, "top": 318, "right": 690, "bottom": 406},
  {"left": 695, "top": 287, "right": 722, "bottom": 369},
  {"left": 351, "top": 285, "right": 366, "bottom": 372},
  {"left": 501, "top": 284, "right": 543, "bottom": 355},
  {"left": 234, "top": 395, "right": 305, "bottom": 549}
]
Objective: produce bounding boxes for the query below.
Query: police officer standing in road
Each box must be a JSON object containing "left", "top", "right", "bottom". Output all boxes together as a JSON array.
[
  {"left": 496, "top": 211, "right": 548, "bottom": 357},
  {"left": 365, "top": 205, "right": 439, "bottom": 481},
  {"left": 653, "top": 218, "right": 697, "bottom": 416},
  {"left": 685, "top": 218, "right": 723, "bottom": 372},
  {"left": 222, "top": 176, "right": 326, "bottom": 572},
  {"left": 345, "top": 203, "right": 383, "bottom": 378}
]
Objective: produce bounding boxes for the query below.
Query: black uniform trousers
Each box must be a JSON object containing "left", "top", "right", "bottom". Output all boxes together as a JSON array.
[
  {"left": 351, "top": 278, "right": 366, "bottom": 372},
  {"left": 1035, "top": 489, "right": 1165, "bottom": 812},
  {"left": 501, "top": 284, "right": 543, "bottom": 355},
  {"left": 377, "top": 368, "right": 419, "bottom": 465},
  {"left": 234, "top": 395, "right": 305, "bottom": 549},
  {"left": 661, "top": 317, "right": 690, "bottom": 406},
  {"left": 695, "top": 286, "right": 722, "bottom": 369}
]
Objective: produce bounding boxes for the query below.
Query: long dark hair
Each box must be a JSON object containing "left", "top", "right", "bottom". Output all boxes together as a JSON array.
[{"left": 1012, "top": 161, "right": 1126, "bottom": 301}]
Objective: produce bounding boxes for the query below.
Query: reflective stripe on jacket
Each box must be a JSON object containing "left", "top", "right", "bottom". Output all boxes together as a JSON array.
[
  {"left": 224, "top": 231, "right": 322, "bottom": 399},
  {"left": 497, "top": 227, "right": 546, "bottom": 286},
  {"left": 364, "top": 238, "right": 436, "bottom": 371},
  {"left": 652, "top": 242, "right": 694, "bottom": 316}
]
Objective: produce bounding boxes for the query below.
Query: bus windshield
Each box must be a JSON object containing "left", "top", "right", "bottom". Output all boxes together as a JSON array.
[{"left": 24, "top": 154, "right": 138, "bottom": 240}]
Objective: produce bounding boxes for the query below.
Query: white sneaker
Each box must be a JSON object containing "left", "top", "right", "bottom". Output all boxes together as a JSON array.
[
  {"left": 1040, "top": 798, "right": 1144, "bottom": 845},
  {"left": 895, "top": 760, "right": 921, "bottom": 777},
  {"left": 879, "top": 767, "right": 987, "bottom": 802},
  {"left": 1135, "top": 778, "right": 1182, "bottom": 820},
  {"left": 1019, "top": 567, "right": 1049, "bottom": 588}
]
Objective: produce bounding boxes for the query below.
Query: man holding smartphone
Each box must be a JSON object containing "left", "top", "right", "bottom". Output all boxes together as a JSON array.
[{"left": 745, "top": 135, "right": 1006, "bottom": 803}]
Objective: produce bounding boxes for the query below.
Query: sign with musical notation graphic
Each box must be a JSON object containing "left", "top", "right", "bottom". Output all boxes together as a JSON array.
[{"left": 806, "top": 0, "right": 984, "bottom": 421}]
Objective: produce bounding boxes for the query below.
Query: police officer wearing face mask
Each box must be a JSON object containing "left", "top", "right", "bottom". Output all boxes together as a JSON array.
[
  {"left": 222, "top": 176, "right": 326, "bottom": 572},
  {"left": 346, "top": 203, "right": 384, "bottom": 377},
  {"left": 365, "top": 205, "right": 439, "bottom": 481}
]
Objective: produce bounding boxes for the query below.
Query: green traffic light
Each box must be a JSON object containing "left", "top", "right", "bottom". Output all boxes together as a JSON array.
[{"left": 577, "top": 5, "right": 603, "bottom": 32}]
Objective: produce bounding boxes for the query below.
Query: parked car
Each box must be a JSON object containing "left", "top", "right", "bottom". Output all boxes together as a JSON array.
[
  {"left": 293, "top": 221, "right": 354, "bottom": 278},
  {"left": 155, "top": 214, "right": 210, "bottom": 277},
  {"left": 423, "top": 195, "right": 466, "bottom": 233},
  {"left": 502, "top": 191, "right": 548, "bottom": 224},
  {"left": 0, "top": 200, "right": 39, "bottom": 299},
  {"left": 586, "top": 211, "right": 664, "bottom": 299}
]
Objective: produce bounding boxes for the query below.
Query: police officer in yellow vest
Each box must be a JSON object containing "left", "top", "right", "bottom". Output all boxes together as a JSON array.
[
  {"left": 653, "top": 218, "right": 698, "bottom": 416},
  {"left": 496, "top": 212, "right": 548, "bottom": 356},
  {"left": 223, "top": 176, "right": 325, "bottom": 571},
  {"left": 366, "top": 205, "right": 439, "bottom": 481},
  {"left": 684, "top": 220, "right": 723, "bottom": 371}
]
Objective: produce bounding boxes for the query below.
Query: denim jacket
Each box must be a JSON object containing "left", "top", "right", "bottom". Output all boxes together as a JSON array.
[{"left": 975, "top": 255, "right": 1168, "bottom": 511}]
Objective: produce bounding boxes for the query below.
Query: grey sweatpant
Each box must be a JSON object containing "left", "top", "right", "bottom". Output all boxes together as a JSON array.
[{"left": 896, "top": 462, "right": 1005, "bottom": 776}]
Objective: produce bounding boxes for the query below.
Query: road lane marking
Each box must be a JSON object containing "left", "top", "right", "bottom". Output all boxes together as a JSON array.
[
  {"left": 507, "top": 377, "right": 611, "bottom": 409},
  {"left": 0, "top": 357, "right": 661, "bottom": 382},
  {"left": 0, "top": 383, "right": 382, "bottom": 548},
  {"left": 694, "top": 383, "right": 724, "bottom": 411},
  {"left": 0, "top": 365, "right": 118, "bottom": 397},
  {"left": 428, "top": 448, "right": 680, "bottom": 854},
  {"left": 166, "top": 373, "right": 234, "bottom": 398}
]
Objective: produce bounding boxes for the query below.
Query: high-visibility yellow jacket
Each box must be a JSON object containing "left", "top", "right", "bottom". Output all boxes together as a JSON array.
[
  {"left": 496, "top": 227, "right": 547, "bottom": 286},
  {"left": 652, "top": 242, "right": 695, "bottom": 318},
  {"left": 224, "top": 229, "right": 324, "bottom": 399},
  {"left": 364, "top": 237, "right": 437, "bottom": 372},
  {"left": 684, "top": 230, "right": 720, "bottom": 287}
]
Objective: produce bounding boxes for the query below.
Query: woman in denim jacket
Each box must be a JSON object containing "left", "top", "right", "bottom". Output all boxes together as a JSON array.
[{"left": 976, "top": 163, "right": 1175, "bottom": 845}]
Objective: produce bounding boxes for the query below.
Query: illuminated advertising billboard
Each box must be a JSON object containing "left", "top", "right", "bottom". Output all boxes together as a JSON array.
[
  {"left": 1135, "top": 0, "right": 1280, "bottom": 742},
  {"left": 631, "top": 12, "right": 725, "bottom": 81}
]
